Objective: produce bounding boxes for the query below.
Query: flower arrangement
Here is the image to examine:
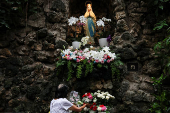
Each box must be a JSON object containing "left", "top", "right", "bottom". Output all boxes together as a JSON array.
[
  {"left": 96, "top": 17, "right": 112, "bottom": 40},
  {"left": 56, "top": 46, "right": 123, "bottom": 81},
  {"left": 61, "top": 46, "right": 116, "bottom": 63},
  {"left": 68, "top": 90, "right": 115, "bottom": 113},
  {"left": 68, "top": 16, "right": 87, "bottom": 42},
  {"left": 81, "top": 90, "right": 115, "bottom": 113}
]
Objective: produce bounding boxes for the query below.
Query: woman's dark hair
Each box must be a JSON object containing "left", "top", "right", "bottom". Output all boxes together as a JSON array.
[{"left": 55, "top": 84, "right": 69, "bottom": 98}]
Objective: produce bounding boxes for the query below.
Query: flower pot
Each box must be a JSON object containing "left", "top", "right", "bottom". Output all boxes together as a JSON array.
[
  {"left": 99, "top": 38, "right": 108, "bottom": 48},
  {"left": 72, "top": 41, "right": 81, "bottom": 49}
]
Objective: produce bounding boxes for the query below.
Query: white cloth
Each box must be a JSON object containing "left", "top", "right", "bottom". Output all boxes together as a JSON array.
[{"left": 50, "top": 98, "right": 73, "bottom": 113}]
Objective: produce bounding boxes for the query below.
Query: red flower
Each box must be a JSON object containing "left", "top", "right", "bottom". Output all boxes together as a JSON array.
[
  {"left": 93, "top": 103, "right": 96, "bottom": 105},
  {"left": 99, "top": 105, "right": 104, "bottom": 107},
  {"left": 107, "top": 55, "right": 111, "bottom": 59},
  {"left": 90, "top": 105, "right": 93, "bottom": 110},
  {"left": 93, "top": 106, "right": 97, "bottom": 111},
  {"left": 87, "top": 93, "right": 90, "bottom": 96},
  {"left": 82, "top": 94, "right": 86, "bottom": 98}
]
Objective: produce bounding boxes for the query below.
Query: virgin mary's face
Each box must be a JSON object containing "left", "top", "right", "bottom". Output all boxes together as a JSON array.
[{"left": 87, "top": 4, "right": 92, "bottom": 11}]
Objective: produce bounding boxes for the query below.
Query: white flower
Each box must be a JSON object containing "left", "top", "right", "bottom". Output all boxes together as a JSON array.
[
  {"left": 84, "top": 107, "right": 88, "bottom": 111},
  {"left": 84, "top": 98, "right": 90, "bottom": 103},
  {"left": 63, "top": 49, "right": 71, "bottom": 55},
  {"left": 69, "top": 46, "right": 73, "bottom": 50},
  {"left": 93, "top": 98, "right": 97, "bottom": 103},
  {"left": 97, "top": 94, "right": 102, "bottom": 98},
  {"left": 83, "top": 48, "right": 89, "bottom": 53},
  {"left": 101, "top": 95, "right": 105, "bottom": 99},
  {"left": 79, "top": 15, "right": 87, "bottom": 24},
  {"left": 111, "top": 95, "right": 115, "bottom": 99},
  {"left": 97, "top": 90, "right": 101, "bottom": 93},
  {"left": 96, "top": 19, "right": 105, "bottom": 27},
  {"left": 68, "top": 16, "right": 79, "bottom": 26},
  {"left": 70, "top": 54, "right": 76, "bottom": 59},
  {"left": 102, "top": 46, "right": 110, "bottom": 52},
  {"left": 90, "top": 46, "right": 93, "bottom": 49},
  {"left": 107, "top": 19, "right": 111, "bottom": 22},
  {"left": 102, "top": 17, "right": 107, "bottom": 21},
  {"left": 102, "top": 17, "right": 111, "bottom": 22},
  {"left": 97, "top": 107, "right": 102, "bottom": 112},
  {"left": 106, "top": 96, "right": 110, "bottom": 100},
  {"left": 105, "top": 92, "right": 109, "bottom": 94},
  {"left": 81, "top": 36, "right": 89, "bottom": 46},
  {"left": 103, "top": 92, "right": 107, "bottom": 96},
  {"left": 94, "top": 92, "right": 98, "bottom": 96},
  {"left": 107, "top": 94, "right": 111, "bottom": 97}
]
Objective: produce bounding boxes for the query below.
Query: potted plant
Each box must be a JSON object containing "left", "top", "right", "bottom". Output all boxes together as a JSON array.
[
  {"left": 96, "top": 17, "right": 112, "bottom": 48},
  {"left": 68, "top": 16, "right": 87, "bottom": 49}
]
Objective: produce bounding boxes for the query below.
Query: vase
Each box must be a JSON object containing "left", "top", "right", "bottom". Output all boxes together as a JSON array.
[
  {"left": 99, "top": 38, "right": 108, "bottom": 48},
  {"left": 72, "top": 41, "right": 81, "bottom": 49}
]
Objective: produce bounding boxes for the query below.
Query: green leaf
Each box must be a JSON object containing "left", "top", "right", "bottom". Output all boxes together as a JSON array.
[
  {"left": 152, "top": 102, "right": 160, "bottom": 108},
  {"left": 159, "top": 5, "right": 163, "bottom": 10},
  {"left": 154, "top": 0, "right": 159, "bottom": 5},
  {"left": 103, "top": 65, "right": 108, "bottom": 69},
  {"left": 72, "top": 62, "right": 77, "bottom": 68},
  {"left": 97, "top": 63, "right": 102, "bottom": 68},
  {"left": 155, "top": 110, "right": 161, "bottom": 113}
]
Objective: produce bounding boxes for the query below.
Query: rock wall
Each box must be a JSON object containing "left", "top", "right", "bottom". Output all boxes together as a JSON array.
[{"left": 0, "top": 0, "right": 162, "bottom": 113}]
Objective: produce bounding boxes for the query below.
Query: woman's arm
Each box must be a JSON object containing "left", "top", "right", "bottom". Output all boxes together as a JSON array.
[{"left": 69, "top": 104, "right": 86, "bottom": 112}]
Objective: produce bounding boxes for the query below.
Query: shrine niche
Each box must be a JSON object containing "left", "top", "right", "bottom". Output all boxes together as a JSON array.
[{"left": 67, "top": 0, "right": 115, "bottom": 47}]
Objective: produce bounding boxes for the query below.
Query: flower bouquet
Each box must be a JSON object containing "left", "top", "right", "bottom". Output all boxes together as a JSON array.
[{"left": 81, "top": 90, "right": 115, "bottom": 113}]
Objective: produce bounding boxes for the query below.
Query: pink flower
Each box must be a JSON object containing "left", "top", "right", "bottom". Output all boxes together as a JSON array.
[
  {"left": 110, "top": 58, "right": 114, "bottom": 61},
  {"left": 95, "top": 60, "right": 99, "bottom": 63},
  {"left": 82, "top": 57, "right": 86, "bottom": 60},
  {"left": 101, "top": 106, "right": 107, "bottom": 111},
  {"left": 77, "top": 59, "right": 80, "bottom": 62},
  {"left": 101, "top": 60, "right": 104, "bottom": 64},
  {"left": 67, "top": 56, "right": 72, "bottom": 60},
  {"left": 79, "top": 50, "right": 83, "bottom": 53},
  {"left": 79, "top": 56, "right": 83, "bottom": 59},
  {"left": 88, "top": 60, "right": 91, "bottom": 63},
  {"left": 74, "top": 51, "right": 77, "bottom": 54},
  {"left": 107, "top": 59, "right": 110, "bottom": 63},
  {"left": 88, "top": 94, "right": 93, "bottom": 99},
  {"left": 104, "top": 54, "right": 107, "bottom": 59}
]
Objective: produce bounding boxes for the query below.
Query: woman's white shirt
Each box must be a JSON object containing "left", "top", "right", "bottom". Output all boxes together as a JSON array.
[{"left": 50, "top": 98, "right": 73, "bottom": 113}]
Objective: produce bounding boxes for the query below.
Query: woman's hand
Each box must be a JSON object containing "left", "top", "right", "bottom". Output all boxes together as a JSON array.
[{"left": 86, "top": 103, "right": 91, "bottom": 108}]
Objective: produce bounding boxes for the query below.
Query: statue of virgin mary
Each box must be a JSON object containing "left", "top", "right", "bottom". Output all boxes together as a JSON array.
[{"left": 84, "top": 1, "right": 96, "bottom": 44}]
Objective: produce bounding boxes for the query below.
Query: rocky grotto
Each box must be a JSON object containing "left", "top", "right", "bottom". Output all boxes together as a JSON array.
[{"left": 0, "top": 0, "right": 170, "bottom": 113}]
